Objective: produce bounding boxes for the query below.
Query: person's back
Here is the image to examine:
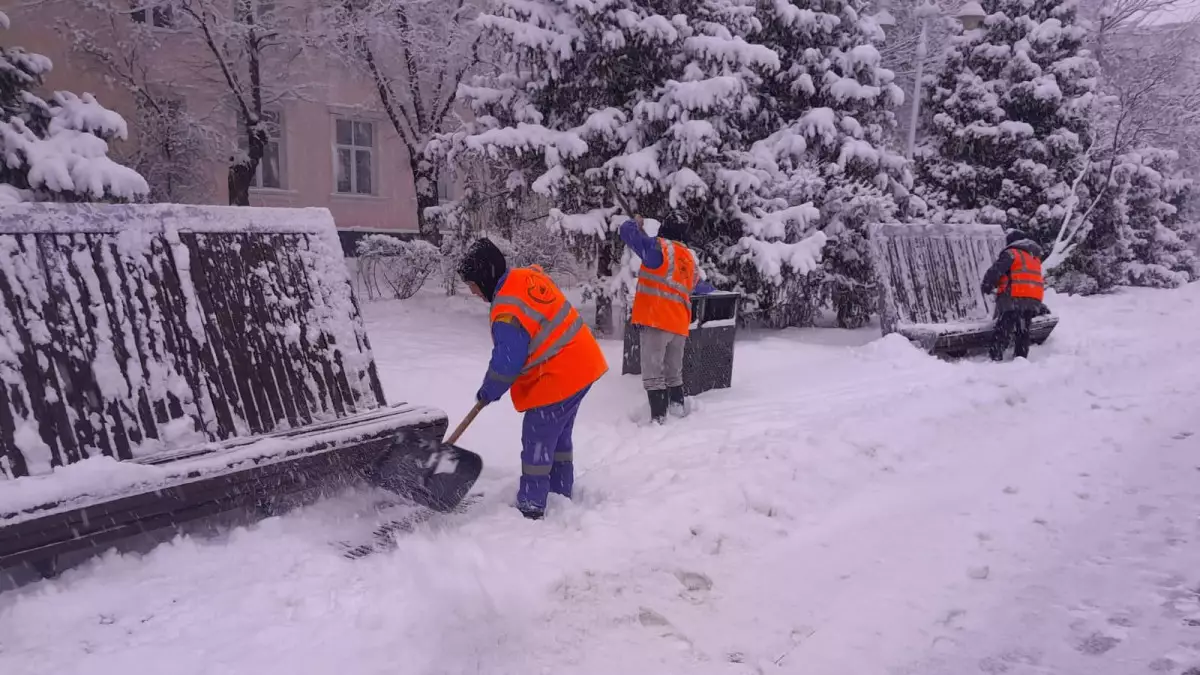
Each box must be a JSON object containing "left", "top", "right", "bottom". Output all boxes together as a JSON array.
[
  {"left": 619, "top": 215, "right": 715, "bottom": 422},
  {"left": 980, "top": 229, "right": 1047, "bottom": 361},
  {"left": 459, "top": 238, "right": 607, "bottom": 519}
]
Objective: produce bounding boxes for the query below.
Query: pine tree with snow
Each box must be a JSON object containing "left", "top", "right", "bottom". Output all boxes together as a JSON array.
[
  {"left": 753, "top": 0, "right": 911, "bottom": 328},
  {"left": 1049, "top": 159, "right": 1128, "bottom": 295},
  {"left": 437, "top": 0, "right": 831, "bottom": 327},
  {"left": 0, "top": 11, "right": 148, "bottom": 204},
  {"left": 914, "top": 0, "right": 1098, "bottom": 247},
  {"left": 1053, "top": 146, "right": 1199, "bottom": 295},
  {"left": 1119, "top": 149, "right": 1198, "bottom": 288}
]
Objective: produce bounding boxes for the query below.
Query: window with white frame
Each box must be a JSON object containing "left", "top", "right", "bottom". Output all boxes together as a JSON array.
[
  {"left": 334, "top": 118, "right": 375, "bottom": 195},
  {"left": 232, "top": 0, "right": 275, "bottom": 20},
  {"left": 132, "top": 1, "right": 174, "bottom": 27},
  {"left": 238, "top": 109, "right": 284, "bottom": 190},
  {"left": 436, "top": 167, "right": 453, "bottom": 203}
]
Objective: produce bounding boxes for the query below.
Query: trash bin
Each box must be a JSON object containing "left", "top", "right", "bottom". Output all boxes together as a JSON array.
[{"left": 621, "top": 291, "right": 740, "bottom": 396}]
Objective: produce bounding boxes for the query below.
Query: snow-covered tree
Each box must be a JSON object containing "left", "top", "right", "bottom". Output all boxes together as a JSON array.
[
  {"left": 175, "top": 0, "right": 299, "bottom": 206},
  {"left": 33, "top": 0, "right": 316, "bottom": 206},
  {"left": 313, "top": 0, "right": 483, "bottom": 238},
  {"left": 754, "top": 0, "right": 911, "bottom": 328},
  {"left": 1118, "top": 148, "right": 1198, "bottom": 286},
  {"left": 915, "top": 0, "right": 1100, "bottom": 247},
  {"left": 441, "top": 0, "right": 902, "bottom": 328},
  {"left": 0, "top": 10, "right": 148, "bottom": 203},
  {"left": 1053, "top": 147, "right": 1198, "bottom": 293},
  {"left": 1044, "top": 0, "right": 1200, "bottom": 290},
  {"left": 59, "top": 11, "right": 218, "bottom": 202},
  {"left": 872, "top": 2, "right": 958, "bottom": 151}
]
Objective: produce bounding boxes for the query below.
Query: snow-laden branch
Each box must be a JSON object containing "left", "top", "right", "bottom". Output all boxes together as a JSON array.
[
  {"left": 307, "top": 0, "right": 484, "bottom": 234},
  {"left": 1044, "top": 143, "right": 1108, "bottom": 271}
]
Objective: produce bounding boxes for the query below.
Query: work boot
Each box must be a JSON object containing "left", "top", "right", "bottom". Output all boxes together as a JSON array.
[
  {"left": 517, "top": 505, "right": 544, "bottom": 521},
  {"left": 648, "top": 389, "right": 669, "bottom": 425},
  {"left": 667, "top": 386, "right": 688, "bottom": 418}
]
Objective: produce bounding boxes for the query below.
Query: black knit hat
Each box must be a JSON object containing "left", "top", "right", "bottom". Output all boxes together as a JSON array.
[
  {"left": 1005, "top": 229, "right": 1029, "bottom": 245},
  {"left": 457, "top": 237, "right": 508, "bottom": 301},
  {"left": 656, "top": 219, "right": 687, "bottom": 245}
]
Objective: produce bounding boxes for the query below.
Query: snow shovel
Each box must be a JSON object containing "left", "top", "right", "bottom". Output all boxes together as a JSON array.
[{"left": 371, "top": 402, "right": 485, "bottom": 513}]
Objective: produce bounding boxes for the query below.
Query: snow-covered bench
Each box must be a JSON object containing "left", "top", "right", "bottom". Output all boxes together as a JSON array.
[
  {"left": 868, "top": 222, "right": 1058, "bottom": 357},
  {"left": 0, "top": 203, "right": 451, "bottom": 577}
]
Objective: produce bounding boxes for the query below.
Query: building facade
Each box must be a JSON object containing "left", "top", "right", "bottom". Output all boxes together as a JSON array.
[{"left": 12, "top": 0, "right": 433, "bottom": 246}]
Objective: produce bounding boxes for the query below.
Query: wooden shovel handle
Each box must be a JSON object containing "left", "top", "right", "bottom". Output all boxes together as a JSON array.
[
  {"left": 445, "top": 401, "right": 486, "bottom": 446},
  {"left": 606, "top": 179, "right": 636, "bottom": 217}
]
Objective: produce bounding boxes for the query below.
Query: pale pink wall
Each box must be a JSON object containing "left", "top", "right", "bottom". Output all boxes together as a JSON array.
[
  {"left": 10, "top": 1, "right": 421, "bottom": 233},
  {"left": 241, "top": 102, "right": 420, "bottom": 231}
]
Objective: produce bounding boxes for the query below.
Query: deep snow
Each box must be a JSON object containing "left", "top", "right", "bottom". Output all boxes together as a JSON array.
[{"left": 2, "top": 284, "right": 1199, "bottom": 675}]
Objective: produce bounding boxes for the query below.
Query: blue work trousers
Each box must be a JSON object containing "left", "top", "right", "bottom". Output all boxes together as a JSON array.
[{"left": 517, "top": 385, "right": 591, "bottom": 512}]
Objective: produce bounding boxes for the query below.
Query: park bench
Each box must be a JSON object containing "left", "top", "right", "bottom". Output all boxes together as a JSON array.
[
  {"left": 868, "top": 222, "right": 1058, "bottom": 357},
  {"left": 0, "top": 203, "right": 458, "bottom": 579}
]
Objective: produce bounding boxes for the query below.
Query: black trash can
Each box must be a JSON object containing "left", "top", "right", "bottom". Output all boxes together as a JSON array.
[{"left": 621, "top": 291, "right": 740, "bottom": 396}]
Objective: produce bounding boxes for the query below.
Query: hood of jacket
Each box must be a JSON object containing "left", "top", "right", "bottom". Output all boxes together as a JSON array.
[
  {"left": 1006, "top": 238, "right": 1045, "bottom": 259},
  {"left": 458, "top": 238, "right": 508, "bottom": 302}
]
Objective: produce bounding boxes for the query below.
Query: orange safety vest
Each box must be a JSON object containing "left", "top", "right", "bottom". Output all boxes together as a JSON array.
[
  {"left": 631, "top": 239, "right": 697, "bottom": 337},
  {"left": 997, "top": 248, "right": 1045, "bottom": 301},
  {"left": 490, "top": 266, "right": 608, "bottom": 412}
]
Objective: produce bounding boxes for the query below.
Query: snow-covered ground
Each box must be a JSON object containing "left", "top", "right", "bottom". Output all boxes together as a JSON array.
[{"left": 3, "top": 284, "right": 1200, "bottom": 675}]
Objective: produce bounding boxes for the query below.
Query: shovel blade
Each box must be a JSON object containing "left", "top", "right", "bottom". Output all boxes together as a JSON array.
[
  {"left": 417, "top": 443, "right": 483, "bottom": 512},
  {"left": 371, "top": 442, "right": 484, "bottom": 513}
]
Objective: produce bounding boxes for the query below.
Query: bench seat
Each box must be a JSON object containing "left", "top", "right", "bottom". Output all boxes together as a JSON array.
[
  {"left": 897, "top": 314, "right": 1059, "bottom": 356},
  {"left": 0, "top": 403, "right": 447, "bottom": 571}
]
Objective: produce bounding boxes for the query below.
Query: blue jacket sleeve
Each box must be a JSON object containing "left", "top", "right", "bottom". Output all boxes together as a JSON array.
[
  {"left": 476, "top": 318, "right": 530, "bottom": 404},
  {"left": 618, "top": 220, "right": 663, "bottom": 268},
  {"left": 693, "top": 279, "right": 716, "bottom": 295}
]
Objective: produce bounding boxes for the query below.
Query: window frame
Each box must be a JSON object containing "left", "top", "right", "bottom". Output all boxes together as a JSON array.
[
  {"left": 131, "top": 1, "right": 174, "bottom": 28},
  {"left": 332, "top": 116, "right": 377, "bottom": 197}
]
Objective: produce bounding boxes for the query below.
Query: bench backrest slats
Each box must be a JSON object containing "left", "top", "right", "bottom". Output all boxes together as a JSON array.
[
  {"left": 0, "top": 204, "right": 386, "bottom": 480},
  {"left": 869, "top": 222, "right": 1005, "bottom": 333}
]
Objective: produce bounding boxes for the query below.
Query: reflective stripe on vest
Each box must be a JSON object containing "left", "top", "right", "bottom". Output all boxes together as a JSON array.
[
  {"left": 636, "top": 241, "right": 692, "bottom": 307},
  {"left": 491, "top": 278, "right": 586, "bottom": 376},
  {"left": 1000, "top": 249, "right": 1044, "bottom": 298}
]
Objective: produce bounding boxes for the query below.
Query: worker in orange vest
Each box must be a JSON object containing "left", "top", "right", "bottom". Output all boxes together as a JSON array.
[
  {"left": 980, "top": 229, "right": 1048, "bottom": 362},
  {"left": 458, "top": 238, "right": 608, "bottom": 520},
  {"left": 619, "top": 215, "right": 716, "bottom": 424}
]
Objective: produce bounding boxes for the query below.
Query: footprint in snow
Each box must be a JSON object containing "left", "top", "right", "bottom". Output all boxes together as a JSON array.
[
  {"left": 977, "top": 648, "right": 1041, "bottom": 673},
  {"left": 1107, "top": 613, "right": 1137, "bottom": 628},
  {"left": 1073, "top": 632, "right": 1122, "bottom": 656},
  {"left": 674, "top": 569, "right": 713, "bottom": 592},
  {"left": 638, "top": 607, "right": 671, "bottom": 627},
  {"left": 636, "top": 607, "right": 695, "bottom": 652},
  {"left": 1149, "top": 657, "right": 1179, "bottom": 672}
]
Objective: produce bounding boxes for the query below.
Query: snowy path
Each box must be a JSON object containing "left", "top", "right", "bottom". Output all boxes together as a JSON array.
[{"left": 2, "top": 286, "right": 1199, "bottom": 675}]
